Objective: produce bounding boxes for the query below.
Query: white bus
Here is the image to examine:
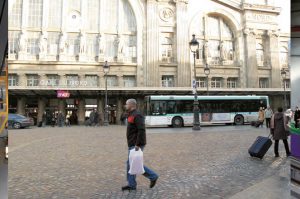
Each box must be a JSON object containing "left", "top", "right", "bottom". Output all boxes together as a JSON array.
[{"left": 144, "top": 95, "right": 269, "bottom": 127}]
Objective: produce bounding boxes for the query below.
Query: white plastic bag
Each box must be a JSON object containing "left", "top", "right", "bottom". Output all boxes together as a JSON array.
[{"left": 128, "top": 148, "right": 145, "bottom": 175}]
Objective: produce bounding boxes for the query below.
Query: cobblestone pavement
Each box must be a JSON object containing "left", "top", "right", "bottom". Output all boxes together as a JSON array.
[{"left": 9, "top": 125, "right": 290, "bottom": 199}]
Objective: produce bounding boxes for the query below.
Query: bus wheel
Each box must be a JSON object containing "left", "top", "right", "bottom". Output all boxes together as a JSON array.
[
  {"left": 234, "top": 115, "right": 244, "bottom": 125},
  {"left": 172, "top": 117, "right": 183, "bottom": 128}
]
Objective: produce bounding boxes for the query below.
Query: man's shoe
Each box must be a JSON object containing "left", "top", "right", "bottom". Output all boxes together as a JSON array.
[
  {"left": 150, "top": 177, "right": 158, "bottom": 188},
  {"left": 121, "top": 185, "right": 136, "bottom": 191},
  {"left": 287, "top": 153, "right": 291, "bottom": 157},
  {"left": 275, "top": 154, "right": 280, "bottom": 158}
]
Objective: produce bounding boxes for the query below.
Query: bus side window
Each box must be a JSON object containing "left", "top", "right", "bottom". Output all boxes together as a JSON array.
[{"left": 167, "top": 101, "right": 176, "bottom": 114}]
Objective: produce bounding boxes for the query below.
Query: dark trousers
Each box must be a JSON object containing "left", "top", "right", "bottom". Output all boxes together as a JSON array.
[
  {"left": 296, "top": 120, "right": 299, "bottom": 128},
  {"left": 274, "top": 139, "right": 290, "bottom": 156},
  {"left": 265, "top": 118, "right": 271, "bottom": 128}
]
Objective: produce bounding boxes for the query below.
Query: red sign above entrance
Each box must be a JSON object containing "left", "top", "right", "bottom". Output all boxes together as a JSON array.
[{"left": 57, "top": 90, "right": 70, "bottom": 98}]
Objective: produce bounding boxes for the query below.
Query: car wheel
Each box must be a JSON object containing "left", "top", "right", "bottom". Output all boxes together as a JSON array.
[
  {"left": 13, "top": 122, "right": 21, "bottom": 129},
  {"left": 172, "top": 117, "right": 183, "bottom": 128},
  {"left": 234, "top": 115, "right": 244, "bottom": 125}
]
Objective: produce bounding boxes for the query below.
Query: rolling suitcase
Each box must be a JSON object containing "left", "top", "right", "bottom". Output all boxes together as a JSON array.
[{"left": 248, "top": 134, "right": 272, "bottom": 159}]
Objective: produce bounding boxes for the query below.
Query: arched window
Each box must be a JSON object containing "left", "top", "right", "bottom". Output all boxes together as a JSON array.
[
  {"left": 9, "top": 0, "right": 23, "bottom": 28},
  {"left": 280, "top": 46, "right": 288, "bottom": 67},
  {"left": 192, "top": 15, "right": 235, "bottom": 65},
  {"left": 256, "top": 43, "right": 264, "bottom": 66},
  {"left": 27, "top": 0, "right": 43, "bottom": 28}
]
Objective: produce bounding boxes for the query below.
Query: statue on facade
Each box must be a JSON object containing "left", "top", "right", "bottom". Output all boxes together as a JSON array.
[
  {"left": 59, "top": 32, "right": 68, "bottom": 54},
  {"left": 114, "top": 34, "right": 125, "bottom": 57},
  {"left": 38, "top": 31, "right": 48, "bottom": 55},
  {"left": 220, "top": 41, "right": 228, "bottom": 61},
  {"left": 79, "top": 31, "right": 87, "bottom": 54},
  {"left": 97, "top": 34, "right": 105, "bottom": 55},
  {"left": 203, "top": 41, "right": 209, "bottom": 60},
  {"left": 18, "top": 31, "right": 27, "bottom": 53}
]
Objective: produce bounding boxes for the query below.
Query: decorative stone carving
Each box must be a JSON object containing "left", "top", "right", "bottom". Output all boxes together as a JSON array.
[
  {"left": 114, "top": 34, "right": 125, "bottom": 61},
  {"left": 59, "top": 32, "right": 68, "bottom": 54},
  {"left": 266, "top": 29, "right": 280, "bottom": 38},
  {"left": 18, "top": 31, "right": 27, "bottom": 53},
  {"left": 79, "top": 31, "right": 87, "bottom": 54},
  {"left": 243, "top": 28, "right": 256, "bottom": 36},
  {"left": 38, "top": 31, "right": 48, "bottom": 55},
  {"left": 173, "top": 0, "right": 189, "bottom": 4},
  {"left": 159, "top": 7, "right": 174, "bottom": 22},
  {"left": 97, "top": 34, "right": 105, "bottom": 55}
]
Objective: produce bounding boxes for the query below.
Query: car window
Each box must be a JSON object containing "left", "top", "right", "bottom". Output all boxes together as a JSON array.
[{"left": 15, "top": 115, "right": 26, "bottom": 119}]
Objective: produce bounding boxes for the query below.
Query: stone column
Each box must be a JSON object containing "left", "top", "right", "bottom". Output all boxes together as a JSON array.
[
  {"left": 58, "top": 99, "right": 66, "bottom": 116},
  {"left": 18, "top": 73, "right": 27, "bottom": 87},
  {"left": 137, "top": 97, "right": 144, "bottom": 114},
  {"left": 175, "top": 0, "right": 190, "bottom": 87},
  {"left": 37, "top": 98, "right": 46, "bottom": 123},
  {"left": 116, "top": 98, "right": 123, "bottom": 125},
  {"left": 223, "top": 77, "right": 228, "bottom": 88},
  {"left": 118, "top": 75, "right": 123, "bottom": 87},
  {"left": 77, "top": 99, "right": 86, "bottom": 125},
  {"left": 17, "top": 97, "right": 26, "bottom": 116},
  {"left": 267, "top": 30, "right": 281, "bottom": 88},
  {"left": 146, "top": 0, "right": 160, "bottom": 87},
  {"left": 244, "top": 28, "right": 258, "bottom": 88}
]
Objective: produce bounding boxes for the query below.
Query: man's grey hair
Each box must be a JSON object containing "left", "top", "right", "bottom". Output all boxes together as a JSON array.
[{"left": 126, "top": 98, "right": 137, "bottom": 106}]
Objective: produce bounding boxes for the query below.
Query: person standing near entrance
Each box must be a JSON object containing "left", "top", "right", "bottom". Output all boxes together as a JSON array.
[
  {"left": 258, "top": 107, "right": 265, "bottom": 127},
  {"left": 270, "top": 107, "right": 291, "bottom": 157},
  {"left": 264, "top": 106, "right": 273, "bottom": 128},
  {"left": 122, "top": 99, "right": 159, "bottom": 191}
]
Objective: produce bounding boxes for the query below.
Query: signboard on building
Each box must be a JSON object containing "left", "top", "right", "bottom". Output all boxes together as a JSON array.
[{"left": 57, "top": 90, "right": 70, "bottom": 98}]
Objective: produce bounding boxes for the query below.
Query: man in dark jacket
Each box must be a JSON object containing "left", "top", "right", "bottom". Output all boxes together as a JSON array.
[
  {"left": 270, "top": 107, "right": 291, "bottom": 157},
  {"left": 294, "top": 106, "right": 300, "bottom": 128},
  {"left": 122, "top": 99, "right": 159, "bottom": 191}
]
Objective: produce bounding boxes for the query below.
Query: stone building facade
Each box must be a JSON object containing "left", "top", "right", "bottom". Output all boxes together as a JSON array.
[{"left": 8, "top": 0, "right": 290, "bottom": 125}]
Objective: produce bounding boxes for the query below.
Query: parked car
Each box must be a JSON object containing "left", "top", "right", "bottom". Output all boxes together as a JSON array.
[{"left": 8, "top": 114, "right": 34, "bottom": 129}]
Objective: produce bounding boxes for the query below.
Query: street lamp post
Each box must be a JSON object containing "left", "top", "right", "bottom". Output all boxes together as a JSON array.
[
  {"left": 204, "top": 63, "right": 210, "bottom": 96},
  {"left": 281, "top": 68, "right": 287, "bottom": 111},
  {"left": 103, "top": 61, "right": 110, "bottom": 126},
  {"left": 190, "top": 34, "right": 200, "bottom": 130}
]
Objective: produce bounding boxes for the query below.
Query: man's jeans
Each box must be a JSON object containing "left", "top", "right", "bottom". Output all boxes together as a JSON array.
[{"left": 126, "top": 146, "right": 158, "bottom": 188}]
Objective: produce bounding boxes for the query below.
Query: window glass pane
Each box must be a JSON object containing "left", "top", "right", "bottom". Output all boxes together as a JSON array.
[
  {"left": 28, "top": 0, "right": 43, "bottom": 28},
  {"left": 9, "top": 0, "right": 23, "bottom": 27}
]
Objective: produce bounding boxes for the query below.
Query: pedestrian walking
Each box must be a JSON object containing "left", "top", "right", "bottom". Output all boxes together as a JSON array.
[
  {"left": 94, "top": 110, "right": 100, "bottom": 126},
  {"left": 270, "top": 107, "right": 291, "bottom": 158},
  {"left": 258, "top": 107, "right": 265, "bottom": 127},
  {"left": 57, "top": 111, "right": 64, "bottom": 127},
  {"left": 89, "top": 109, "right": 96, "bottom": 126},
  {"left": 294, "top": 106, "right": 300, "bottom": 128},
  {"left": 264, "top": 106, "right": 273, "bottom": 128},
  {"left": 122, "top": 99, "right": 159, "bottom": 191},
  {"left": 65, "top": 115, "right": 71, "bottom": 127}
]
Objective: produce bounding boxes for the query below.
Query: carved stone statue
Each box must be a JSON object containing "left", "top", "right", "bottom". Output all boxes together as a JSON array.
[
  {"left": 220, "top": 41, "right": 227, "bottom": 61},
  {"left": 38, "top": 32, "right": 48, "bottom": 54},
  {"left": 97, "top": 34, "right": 105, "bottom": 55},
  {"left": 203, "top": 41, "right": 209, "bottom": 60},
  {"left": 18, "top": 31, "right": 27, "bottom": 53},
  {"left": 59, "top": 32, "right": 68, "bottom": 54},
  {"left": 79, "top": 32, "right": 87, "bottom": 54},
  {"left": 115, "top": 34, "right": 125, "bottom": 56}
]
